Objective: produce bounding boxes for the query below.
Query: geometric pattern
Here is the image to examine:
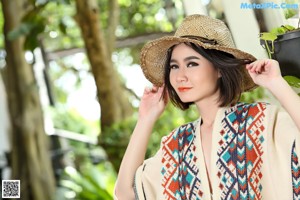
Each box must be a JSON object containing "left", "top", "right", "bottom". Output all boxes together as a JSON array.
[
  {"left": 159, "top": 102, "right": 300, "bottom": 200},
  {"left": 291, "top": 140, "right": 300, "bottom": 200},
  {"left": 216, "top": 102, "right": 266, "bottom": 200},
  {"left": 161, "top": 121, "right": 204, "bottom": 199}
]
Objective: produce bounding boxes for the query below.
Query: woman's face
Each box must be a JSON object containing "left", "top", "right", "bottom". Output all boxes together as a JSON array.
[{"left": 169, "top": 43, "right": 220, "bottom": 104}]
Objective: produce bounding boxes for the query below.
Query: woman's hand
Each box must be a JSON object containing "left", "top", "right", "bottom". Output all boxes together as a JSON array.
[
  {"left": 246, "top": 59, "right": 283, "bottom": 89},
  {"left": 138, "top": 86, "right": 167, "bottom": 122},
  {"left": 247, "top": 58, "right": 300, "bottom": 132}
]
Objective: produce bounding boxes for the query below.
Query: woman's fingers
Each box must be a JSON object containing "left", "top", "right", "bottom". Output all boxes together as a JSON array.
[
  {"left": 143, "top": 85, "right": 163, "bottom": 95},
  {"left": 152, "top": 86, "right": 159, "bottom": 93},
  {"left": 246, "top": 59, "right": 282, "bottom": 88},
  {"left": 247, "top": 60, "right": 268, "bottom": 74}
]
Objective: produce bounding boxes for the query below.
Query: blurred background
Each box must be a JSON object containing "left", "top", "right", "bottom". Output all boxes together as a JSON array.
[{"left": 0, "top": 0, "right": 299, "bottom": 199}]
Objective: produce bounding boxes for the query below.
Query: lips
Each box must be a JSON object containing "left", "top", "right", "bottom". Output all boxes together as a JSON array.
[{"left": 178, "top": 87, "right": 192, "bottom": 92}]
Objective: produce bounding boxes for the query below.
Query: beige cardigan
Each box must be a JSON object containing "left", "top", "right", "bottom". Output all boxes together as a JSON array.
[{"left": 131, "top": 102, "right": 300, "bottom": 200}]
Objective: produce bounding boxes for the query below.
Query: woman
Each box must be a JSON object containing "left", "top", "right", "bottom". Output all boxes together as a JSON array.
[{"left": 115, "top": 14, "right": 300, "bottom": 200}]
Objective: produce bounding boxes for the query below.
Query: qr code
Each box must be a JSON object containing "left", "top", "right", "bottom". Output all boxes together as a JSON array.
[{"left": 1, "top": 180, "right": 20, "bottom": 199}]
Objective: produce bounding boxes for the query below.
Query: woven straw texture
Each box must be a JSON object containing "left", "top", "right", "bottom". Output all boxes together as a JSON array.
[{"left": 140, "top": 14, "right": 257, "bottom": 91}]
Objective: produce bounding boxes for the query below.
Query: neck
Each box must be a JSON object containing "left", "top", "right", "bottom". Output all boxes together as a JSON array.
[{"left": 195, "top": 100, "right": 220, "bottom": 127}]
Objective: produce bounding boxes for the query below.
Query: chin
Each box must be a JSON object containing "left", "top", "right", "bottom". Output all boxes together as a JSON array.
[{"left": 179, "top": 98, "right": 194, "bottom": 103}]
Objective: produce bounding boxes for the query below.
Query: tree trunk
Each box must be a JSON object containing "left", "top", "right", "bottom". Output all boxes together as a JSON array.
[
  {"left": 74, "top": 0, "right": 133, "bottom": 129},
  {"left": 1, "top": 0, "right": 56, "bottom": 199},
  {"left": 107, "top": 0, "right": 120, "bottom": 55},
  {"left": 75, "top": 0, "right": 133, "bottom": 170}
]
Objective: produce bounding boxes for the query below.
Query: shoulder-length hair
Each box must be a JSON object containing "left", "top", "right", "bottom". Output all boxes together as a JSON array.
[{"left": 162, "top": 42, "right": 252, "bottom": 110}]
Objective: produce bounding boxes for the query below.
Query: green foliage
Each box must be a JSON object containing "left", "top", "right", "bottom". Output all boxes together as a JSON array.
[
  {"left": 0, "top": 4, "right": 4, "bottom": 48},
  {"left": 59, "top": 162, "right": 116, "bottom": 200},
  {"left": 259, "top": 0, "right": 298, "bottom": 58},
  {"left": 240, "top": 87, "right": 266, "bottom": 103},
  {"left": 5, "top": 0, "right": 80, "bottom": 51},
  {"left": 5, "top": 0, "right": 184, "bottom": 52},
  {"left": 50, "top": 106, "right": 100, "bottom": 168},
  {"left": 284, "top": 76, "right": 300, "bottom": 88},
  {"left": 100, "top": 104, "right": 198, "bottom": 170},
  {"left": 284, "top": 8, "right": 298, "bottom": 19},
  {"left": 283, "top": 0, "right": 299, "bottom": 19},
  {"left": 284, "top": 76, "right": 300, "bottom": 96},
  {"left": 6, "top": 3, "right": 48, "bottom": 51},
  {"left": 117, "top": 0, "right": 184, "bottom": 38},
  {"left": 41, "top": 1, "right": 83, "bottom": 51},
  {"left": 51, "top": 107, "right": 99, "bottom": 136},
  {"left": 99, "top": 113, "right": 138, "bottom": 170},
  {"left": 260, "top": 25, "right": 296, "bottom": 58}
]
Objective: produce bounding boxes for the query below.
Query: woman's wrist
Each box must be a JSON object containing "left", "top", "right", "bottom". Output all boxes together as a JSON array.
[
  {"left": 136, "top": 116, "right": 157, "bottom": 129},
  {"left": 265, "top": 76, "right": 287, "bottom": 94}
]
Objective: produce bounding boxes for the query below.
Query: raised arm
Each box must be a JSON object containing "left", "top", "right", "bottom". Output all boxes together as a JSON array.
[
  {"left": 114, "top": 86, "right": 167, "bottom": 200},
  {"left": 246, "top": 59, "right": 300, "bottom": 131}
]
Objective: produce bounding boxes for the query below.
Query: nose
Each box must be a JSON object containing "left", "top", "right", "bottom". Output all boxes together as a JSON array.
[{"left": 176, "top": 67, "right": 188, "bottom": 82}]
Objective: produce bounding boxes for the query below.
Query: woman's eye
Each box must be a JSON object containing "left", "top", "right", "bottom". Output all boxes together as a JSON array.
[
  {"left": 169, "top": 64, "right": 178, "bottom": 69},
  {"left": 187, "top": 62, "right": 199, "bottom": 67}
]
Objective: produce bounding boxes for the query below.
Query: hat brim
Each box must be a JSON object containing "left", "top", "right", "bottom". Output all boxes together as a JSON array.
[{"left": 140, "top": 36, "right": 257, "bottom": 92}]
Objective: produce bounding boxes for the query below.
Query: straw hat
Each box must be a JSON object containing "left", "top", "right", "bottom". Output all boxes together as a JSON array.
[{"left": 140, "top": 14, "right": 257, "bottom": 91}]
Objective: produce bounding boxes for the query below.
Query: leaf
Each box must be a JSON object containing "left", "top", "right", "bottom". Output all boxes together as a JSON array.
[
  {"left": 24, "top": 36, "right": 39, "bottom": 51},
  {"left": 64, "top": 166, "right": 84, "bottom": 184},
  {"left": 259, "top": 32, "right": 276, "bottom": 58},
  {"left": 270, "top": 25, "right": 296, "bottom": 35},
  {"left": 62, "top": 164, "right": 114, "bottom": 200},
  {"left": 260, "top": 32, "right": 277, "bottom": 42},
  {"left": 284, "top": 76, "right": 300, "bottom": 88},
  {"left": 59, "top": 19, "right": 68, "bottom": 34},
  {"left": 284, "top": 7, "right": 298, "bottom": 19},
  {"left": 282, "top": 24, "right": 295, "bottom": 32},
  {"left": 7, "top": 23, "right": 35, "bottom": 40},
  {"left": 59, "top": 180, "right": 82, "bottom": 192},
  {"left": 60, "top": 0, "right": 72, "bottom": 4},
  {"left": 271, "top": 26, "right": 287, "bottom": 35}
]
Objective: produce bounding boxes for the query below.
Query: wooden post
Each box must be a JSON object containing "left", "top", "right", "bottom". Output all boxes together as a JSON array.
[{"left": 222, "top": 0, "right": 268, "bottom": 59}]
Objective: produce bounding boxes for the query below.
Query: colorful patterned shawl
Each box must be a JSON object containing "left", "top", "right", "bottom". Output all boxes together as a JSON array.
[{"left": 133, "top": 102, "right": 300, "bottom": 200}]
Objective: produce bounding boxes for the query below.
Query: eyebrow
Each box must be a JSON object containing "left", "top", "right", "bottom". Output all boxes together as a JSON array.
[{"left": 170, "top": 56, "right": 200, "bottom": 63}]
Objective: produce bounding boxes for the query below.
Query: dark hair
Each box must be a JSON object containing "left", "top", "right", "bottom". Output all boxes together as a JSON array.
[{"left": 162, "top": 42, "right": 252, "bottom": 110}]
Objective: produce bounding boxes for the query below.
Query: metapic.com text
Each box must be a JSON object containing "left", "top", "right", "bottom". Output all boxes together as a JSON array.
[{"left": 240, "top": 2, "right": 299, "bottom": 9}]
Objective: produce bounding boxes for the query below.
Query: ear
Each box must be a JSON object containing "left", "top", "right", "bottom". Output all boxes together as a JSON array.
[{"left": 218, "top": 71, "right": 222, "bottom": 78}]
